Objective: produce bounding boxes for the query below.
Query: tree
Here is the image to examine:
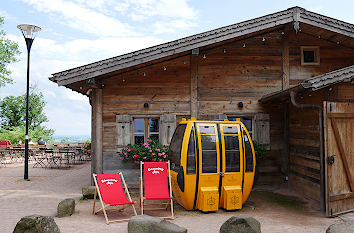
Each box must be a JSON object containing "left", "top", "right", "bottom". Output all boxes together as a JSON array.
[
  {"left": 0, "top": 86, "right": 48, "bottom": 129},
  {"left": 0, "top": 87, "right": 54, "bottom": 144},
  {"left": 0, "top": 16, "right": 21, "bottom": 87}
]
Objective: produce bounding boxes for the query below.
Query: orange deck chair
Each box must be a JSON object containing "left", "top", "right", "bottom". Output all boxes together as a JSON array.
[
  {"left": 92, "top": 173, "right": 137, "bottom": 224},
  {"left": 140, "top": 161, "right": 174, "bottom": 219}
]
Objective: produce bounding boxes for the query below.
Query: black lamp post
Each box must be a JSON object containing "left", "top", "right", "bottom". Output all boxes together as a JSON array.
[{"left": 17, "top": 24, "right": 41, "bottom": 180}]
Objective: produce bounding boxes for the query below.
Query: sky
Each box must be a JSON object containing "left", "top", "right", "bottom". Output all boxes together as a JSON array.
[{"left": 1, "top": 0, "right": 354, "bottom": 136}]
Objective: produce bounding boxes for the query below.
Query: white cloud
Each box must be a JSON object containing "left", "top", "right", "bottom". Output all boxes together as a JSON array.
[
  {"left": 117, "top": 0, "right": 197, "bottom": 21},
  {"left": 21, "top": 0, "right": 136, "bottom": 37},
  {"left": 154, "top": 20, "right": 197, "bottom": 34}
]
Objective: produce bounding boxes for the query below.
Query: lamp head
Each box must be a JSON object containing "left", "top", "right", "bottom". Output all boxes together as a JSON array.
[{"left": 17, "top": 24, "right": 41, "bottom": 39}]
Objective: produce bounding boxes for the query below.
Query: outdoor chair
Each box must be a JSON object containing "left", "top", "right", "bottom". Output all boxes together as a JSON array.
[
  {"left": 139, "top": 161, "right": 174, "bottom": 219},
  {"left": 92, "top": 172, "right": 137, "bottom": 224}
]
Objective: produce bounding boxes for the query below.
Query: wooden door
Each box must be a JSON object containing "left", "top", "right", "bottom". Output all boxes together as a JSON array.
[{"left": 325, "top": 102, "right": 354, "bottom": 216}]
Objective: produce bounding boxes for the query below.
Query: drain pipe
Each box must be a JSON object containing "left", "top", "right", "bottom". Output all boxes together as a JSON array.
[{"left": 290, "top": 91, "right": 325, "bottom": 212}]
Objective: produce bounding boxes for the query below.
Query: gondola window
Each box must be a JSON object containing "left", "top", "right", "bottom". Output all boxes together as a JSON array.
[
  {"left": 224, "top": 135, "right": 240, "bottom": 172},
  {"left": 199, "top": 126, "right": 217, "bottom": 173},
  {"left": 243, "top": 129, "right": 254, "bottom": 172},
  {"left": 169, "top": 124, "right": 186, "bottom": 172},
  {"left": 186, "top": 128, "right": 196, "bottom": 174}
]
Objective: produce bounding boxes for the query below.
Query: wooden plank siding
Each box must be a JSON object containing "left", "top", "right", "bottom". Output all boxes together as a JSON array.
[
  {"left": 97, "top": 26, "right": 354, "bottom": 202},
  {"left": 288, "top": 91, "right": 323, "bottom": 202}
]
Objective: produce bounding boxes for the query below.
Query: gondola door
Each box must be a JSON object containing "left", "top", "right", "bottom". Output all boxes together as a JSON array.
[
  {"left": 219, "top": 124, "right": 244, "bottom": 210},
  {"left": 195, "top": 123, "right": 220, "bottom": 212}
]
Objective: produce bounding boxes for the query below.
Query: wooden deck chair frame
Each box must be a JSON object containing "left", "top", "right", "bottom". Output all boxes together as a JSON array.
[
  {"left": 140, "top": 161, "right": 174, "bottom": 219},
  {"left": 92, "top": 172, "right": 137, "bottom": 224}
]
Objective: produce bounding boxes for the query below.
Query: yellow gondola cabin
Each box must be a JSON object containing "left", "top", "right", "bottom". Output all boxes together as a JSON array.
[{"left": 169, "top": 117, "right": 256, "bottom": 212}]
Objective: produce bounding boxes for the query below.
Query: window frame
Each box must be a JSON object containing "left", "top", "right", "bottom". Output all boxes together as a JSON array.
[
  {"left": 226, "top": 115, "right": 255, "bottom": 140},
  {"left": 132, "top": 116, "right": 160, "bottom": 144},
  {"left": 301, "top": 46, "right": 320, "bottom": 66}
]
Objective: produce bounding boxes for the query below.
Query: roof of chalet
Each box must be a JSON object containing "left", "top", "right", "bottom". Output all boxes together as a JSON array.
[
  {"left": 259, "top": 64, "right": 354, "bottom": 103},
  {"left": 49, "top": 6, "right": 354, "bottom": 86}
]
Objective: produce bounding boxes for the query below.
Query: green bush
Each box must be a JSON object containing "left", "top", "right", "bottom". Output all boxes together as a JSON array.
[
  {"left": 118, "top": 139, "right": 169, "bottom": 164},
  {"left": 0, "top": 126, "right": 54, "bottom": 145},
  {"left": 253, "top": 140, "right": 266, "bottom": 160}
]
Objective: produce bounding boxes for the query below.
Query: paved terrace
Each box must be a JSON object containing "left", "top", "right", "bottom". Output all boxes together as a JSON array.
[{"left": 0, "top": 163, "right": 353, "bottom": 233}]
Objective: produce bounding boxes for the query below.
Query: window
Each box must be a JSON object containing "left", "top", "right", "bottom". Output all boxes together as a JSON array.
[
  {"left": 301, "top": 46, "right": 320, "bottom": 65},
  {"left": 186, "top": 127, "right": 196, "bottom": 174},
  {"left": 243, "top": 127, "right": 254, "bottom": 172},
  {"left": 169, "top": 124, "right": 186, "bottom": 172},
  {"left": 199, "top": 125, "right": 218, "bottom": 173},
  {"left": 227, "top": 116, "right": 254, "bottom": 139},
  {"left": 223, "top": 126, "right": 240, "bottom": 173},
  {"left": 134, "top": 118, "right": 159, "bottom": 144}
]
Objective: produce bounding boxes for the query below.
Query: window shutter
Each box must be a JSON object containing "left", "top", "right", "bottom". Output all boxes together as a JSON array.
[
  {"left": 255, "top": 113, "right": 270, "bottom": 149},
  {"left": 160, "top": 114, "right": 176, "bottom": 145},
  {"left": 116, "top": 115, "right": 131, "bottom": 148}
]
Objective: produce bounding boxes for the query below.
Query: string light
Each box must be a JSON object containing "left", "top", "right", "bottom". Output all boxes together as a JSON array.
[
  {"left": 318, "top": 35, "right": 321, "bottom": 38},
  {"left": 183, "top": 60, "right": 186, "bottom": 64},
  {"left": 163, "top": 66, "right": 167, "bottom": 70},
  {"left": 242, "top": 43, "right": 246, "bottom": 48},
  {"left": 262, "top": 37, "right": 266, "bottom": 42},
  {"left": 122, "top": 77, "right": 126, "bottom": 82},
  {"left": 223, "top": 48, "right": 227, "bottom": 53},
  {"left": 143, "top": 72, "right": 146, "bottom": 77},
  {"left": 336, "top": 41, "right": 340, "bottom": 44},
  {"left": 203, "top": 54, "right": 206, "bottom": 59},
  {"left": 281, "top": 31, "right": 284, "bottom": 35},
  {"left": 79, "top": 86, "right": 82, "bottom": 90}
]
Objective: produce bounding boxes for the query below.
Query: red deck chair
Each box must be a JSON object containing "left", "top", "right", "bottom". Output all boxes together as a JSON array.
[
  {"left": 140, "top": 161, "right": 174, "bottom": 219},
  {"left": 92, "top": 173, "right": 137, "bottom": 224}
]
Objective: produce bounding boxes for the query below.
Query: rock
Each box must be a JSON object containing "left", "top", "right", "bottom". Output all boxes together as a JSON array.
[
  {"left": 220, "top": 215, "right": 261, "bottom": 233},
  {"left": 57, "top": 198, "right": 75, "bottom": 217},
  {"left": 326, "top": 221, "right": 354, "bottom": 233},
  {"left": 153, "top": 220, "right": 187, "bottom": 233},
  {"left": 82, "top": 186, "right": 96, "bottom": 199},
  {"left": 128, "top": 215, "right": 187, "bottom": 233},
  {"left": 13, "top": 215, "right": 60, "bottom": 233},
  {"left": 128, "top": 215, "right": 163, "bottom": 233}
]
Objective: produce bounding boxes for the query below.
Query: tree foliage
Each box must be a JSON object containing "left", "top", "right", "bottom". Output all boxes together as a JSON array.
[
  {"left": 0, "top": 17, "right": 21, "bottom": 87},
  {"left": 0, "top": 87, "right": 54, "bottom": 144},
  {"left": 0, "top": 86, "right": 48, "bottom": 130}
]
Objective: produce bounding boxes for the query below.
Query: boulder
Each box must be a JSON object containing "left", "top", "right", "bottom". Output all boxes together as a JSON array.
[
  {"left": 154, "top": 220, "right": 187, "bottom": 233},
  {"left": 326, "top": 221, "right": 354, "bottom": 233},
  {"left": 13, "top": 215, "right": 60, "bottom": 233},
  {"left": 82, "top": 186, "right": 96, "bottom": 199},
  {"left": 128, "top": 215, "right": 187, "bottom": 233},
  {"left": 220, "top": 215, "right": 261, "bottom": 233},
  {"left": 57, "top": 198, "right": 75, "bottom": 217}
]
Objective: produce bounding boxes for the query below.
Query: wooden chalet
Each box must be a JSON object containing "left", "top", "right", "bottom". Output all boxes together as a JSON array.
[{"left": 50, "top": 7, "right": 354, "bottom": 216}]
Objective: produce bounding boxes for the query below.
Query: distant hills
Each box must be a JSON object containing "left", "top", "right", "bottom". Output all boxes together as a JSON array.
[{"left": 53, "top": 135, "right": 91, "bottom": 143}]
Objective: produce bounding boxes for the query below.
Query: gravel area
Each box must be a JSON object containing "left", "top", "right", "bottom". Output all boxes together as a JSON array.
[{"left": 1, "top": 162, "right": 353, "bottom": 233}]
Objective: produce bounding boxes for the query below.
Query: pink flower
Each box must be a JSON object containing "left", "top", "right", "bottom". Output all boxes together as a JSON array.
[
  {"left": 119, "top": 157, "right": 124, "bottom": 160},
  {"left": 152, "top": 158, "right": 156, "bottom": 161},
  {"left": 149, "top": 150, "right": 152, "bottom": 153},
  {"left": 155, "top": 148, "right": 160, "bottom": 152},
  {"left": 128, "top": 148, "right": 131, "bottom": 152},
  {"left": 163, "top": 155, "right": 167, "bottom": 158},
  {"left": 143, "top": 157, "right": 147, "bottom": 159}
]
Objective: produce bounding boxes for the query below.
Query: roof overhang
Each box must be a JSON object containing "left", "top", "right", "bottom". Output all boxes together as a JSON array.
[
  {"left": 259, "top": 64, "right": 354, "bottom": 104},
  {"left": 49, "top": 6, "right": 354, "bottom": 87}
]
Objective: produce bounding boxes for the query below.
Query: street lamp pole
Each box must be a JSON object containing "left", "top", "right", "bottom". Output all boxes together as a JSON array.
[{"left": 17, "top": 24, "right": 41, "bottom": 180}]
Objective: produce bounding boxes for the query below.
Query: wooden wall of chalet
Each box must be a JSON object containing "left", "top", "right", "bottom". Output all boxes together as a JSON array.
[
  {"left": 102, "top": 57, "right": 190, "bottom": 152},
  {"left": 288, "top": 91, "right": 323, "bottom": 202},
  {"left": 288, "top": 82, "right": 354, "bottom": 204},
  {"left": 99, "top": 25, "right": 354, "bottom": 192}
]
